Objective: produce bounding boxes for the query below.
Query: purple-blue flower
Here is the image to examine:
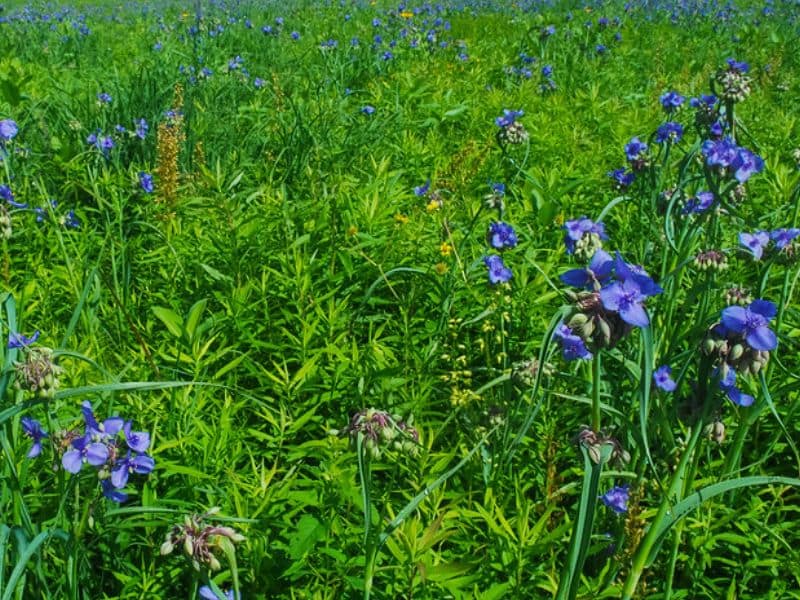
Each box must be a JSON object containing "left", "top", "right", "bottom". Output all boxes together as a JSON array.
[
  {"left": 718, "top": 367, "right": 754, "bottom": 407},
  {"left": 600, "top": 279, "right": 650, "bottom": 327},
  {"left": 139, "top": 172, "right": 154, "bottom": 193},
  {"left": 1, "top": 184, "right": 27, "bottom": 208},
  {"left": 600, "top": 485, "right": 629, "bottom": 514},
  {"left": 731, "top": 148, "right": 764, "bottom": 183},
  {"left": 97, "top": 92, "right": 112, "bottom": 104},
  {"left": 487, "top": 222, "right": 518, "bottom": 250},
  {"left": 21, "top": 416, "right": 48, "bottom": 458},
  {"left": 554, "top": 323, "right": 592, "bottom": 361},
  {"left": 653, "top": 365, "right": 677, "bottom": 392},
  {"left": 613, "top": 252, "right": 663, "bottom": 297},
  {"left": 62, "top": 435, "right": 109, "bottom": 474},
  {"left": 659, "top": 91, "right": 684, "bottom": 112},
  {"left": 111, "top": 452, "right": 155, "bottom": 488},
  {"left": 413, "top": 180, "right": 430, "bottom": 196},
  {"left": 101, "top": 479, "right": 128, "bottom": 503},
  {"left": 726, "top": 58, "right": 750, "bottom": 74},
  {"left": 608, "top": 168, "right": 635, "bottom": 189},
  {"left": 655, "top": 122, "right": 684, "bottom": 144},
  {"left": 81, "top": 400, "right": 124, "bottom": 440},
  {"left": 625, "top": 137, "right": 648, "bottom": 162},
  {"left": 8, "top": 330, "right": 40, "bottom": 348},
  {"left": 495, "top": 109, "right": 524, "bottom": 128},
  {"left": 563, "top": 217, "right": 607, "bottom": 254},
  {"left": 483, "top": 255, "right": 512, "bottom": 284},
  {"left": 560, "top": 249, "right": 613, "bottom": 290},
  {"left": 721, "top": 299, "right": 777, "bottom": 351},
  {"left": 739, "top": 231, "right": 769, "bottom": 260},
  {"left": 702, "top": 137, "right": 739, "bottom": 168},
  {"left": 690, "top": 94, "right": 717, "bottom": 108},
  {"left": 771, "top": 228, "right": 800, "bottom": 250},
  {"left": 199, "top": 586, "right": 235, "bottom": 600},
  {"left": 361, "top": 105, "right": 375, "bottom": 115},
  {"left": 123, "top": 421, "right": 150, "bottom": 453},
  {"left": 0, "top": 119, "right": 18, "bottom": 141}
]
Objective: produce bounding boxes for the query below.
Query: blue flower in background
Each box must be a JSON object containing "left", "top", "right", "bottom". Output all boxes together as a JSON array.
[
  {"left": 96, "top": 92, "right": 112, "bottom": 104},
  {"left": 487, "top": 222, "right": 518, "bottom": 250},
  {"left": 659, "top": 90, "right": 684, "bottom": 112},
  {"left": 199, "top": 586, "right": 235, "bottom": 600},
  {"left": 717, "top": 367, "right": 754, "bottom": 406},
  {"left": 413, "top": 180, "right": 430, "bottom": 196},
  {"left": 771, "top": 228, "right": 800, "bottom": 250},
  {"left": 739, "top": 231, "right": 769, "bottom": 259},
  {"left": 21, "top": 416, "right": 48, "bottom": 458},
  {"left": 560, "top": 249, "right": 613, "bottom": 290},
  {"left": 495, "top": 109, "right": 524, "bottom": 128},
  {"left": 1, "top": 184, "right": 27, "bottom": 208},
  {"left": 483, "top": 254, "right": 512, "bottom": 284},
  {"left": 139, "top": 172, "right": 154, "bottom": 193},
  {"left": 0, "top": 119, "right": 18, "bottom": 141},
  {"left": 655, "top": 122, "right": 683, "bottom": 143},
  {"left": 624, "top": 137, "right": 648, "bottom": 162},
  {"left": 361, "top": 105, "right": 375, "bottom": 115},
  {"left": 608, "top": 168, "right": 634, "bottom": 189},
  {"left": 653, "top": 365, "right": 677, "bottom": 392},
  {"left": 554, "top": 323, "right": 592, "bottom": 361},
  {"left": 8, "top": 330, "right": 40, "bottom": 349},
  {"left": 600, "top": 485, "right": 629, "bottom": 513}
]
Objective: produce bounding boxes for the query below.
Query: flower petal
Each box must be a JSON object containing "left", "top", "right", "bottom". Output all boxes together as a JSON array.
[{"left": 746, "top": 326, "right": 777, "bottom": 352}]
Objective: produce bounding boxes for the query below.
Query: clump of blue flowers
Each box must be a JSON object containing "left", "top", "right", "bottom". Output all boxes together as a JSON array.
[
  {"left": 495, "top": 109, "right": 528, "bottom": 146},
  {"left": 557, "top": 250, "right": 662, "bottom": 357}
]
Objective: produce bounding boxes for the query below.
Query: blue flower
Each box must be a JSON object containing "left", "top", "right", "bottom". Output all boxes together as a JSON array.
[
  {"left": 563, "top": 217, "right": 607, "bottom": 254},
  {"left": 600, "top": 485, "right": 629, "bottom": 513},
  {"left": 613, "top": 253, "right": 662, "bottom": 297},
  {"left": 739, "top": 231, "right": 769, "bottom": 260},
  {"left": 21, "top": 416, "right": 48, "bottom": 458},
  {"left": 560, "top": 249, "right": 613, "bottom": 290},
  {"left": 0, "top": 119, "right": 18, "bottom": 141},
  {"left": 717, "top": 367, "right": 754, "bottom": 407},
  {"left": 199, "top": 586, "right": 235, "bottom": 600},
  {"left": 702, "top": 137, "right": 738, "bottom": 168},
  {"left": 721, "top": 299, "right": 777, "bottom": 351},
  {"left": 101, "top": 479, "right": 128, "bottom": 503},
  {"left": 291, "top": 31, "right": 300, "bottom": 40},
  {"left": 731, "top": 148, "right": 764, "bottom": 183},
  {"left": 659, "top": 91, "right": 684, "bottom": 112},
  {"left": 483, "top": 254, "right": 512, "bottom": 284},
  {"left": 541, "top": 65, "right": 553, "bottom": 77},
  {"left": 361, "top": 105, "right": 375, "bottom": 115},
  {"left": 96, "top": 92, "right": 112, "bottom": 104},
  {"left": 495, "top": 109, "right": 524, "bottom": 128},
  {"left": 62, "top": 435, "right": 109, "bottom": 474},
  {"left": 771, "top": 228, "right": 800, "bottom": 250},
  {"left": 726, "top": 58, "right": 750, "bottom": 74},
  {"left": 655, "top": 122, "right": 684, "bottom": 144},
  {"left": 139, "top": 172, "right": 154, "bottom": 193},
  {"left": 1, "top": 184, "right": 27, "bottom": 208},
  {"left": 624, "top": 137, "right": 648, "bottom": 165},
  {"left": 653, "top": 365, "right": 677, "bottom": 392},
  {"left": 8, "top": 330, "right": 40, "bottom": 348},
  {"left": 608, "top": 168, "right": 634, "bottom": 189},
  {"left": 690, "top": 94, "right": 717, "bottom": 108},
  {"left": 682, "top": 191, "right": 715, "bottom": 214},
  {"left": 600, "top": 279, "right": 650, "bottom": 327},
  {"left": 111, "top": 452, "right": 155, "bottom": 488},
  {"left": 554, "top": 323, "right": 592, "bottom": 361},
  {"left": 487, "top": 222, "right": 518, "bottom": 250},
  {"left": 413, "top": 180, "right": 430, "bottom": 196}
]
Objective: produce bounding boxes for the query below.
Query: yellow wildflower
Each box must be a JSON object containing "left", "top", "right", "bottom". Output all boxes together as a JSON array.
[
  {"left": 394, "top": 213, "right": 409, "bottom": 224},
  {"left": 439, "top": 241, "right": 453, "bottom": 256}
]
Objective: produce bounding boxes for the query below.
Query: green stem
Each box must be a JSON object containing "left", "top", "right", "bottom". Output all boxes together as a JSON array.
[
  {"left": 591, "top": 352, "right": 601, "bottom": 433},
  {"left": 621, "top": 423, "right": 704, "bottom": 600}
]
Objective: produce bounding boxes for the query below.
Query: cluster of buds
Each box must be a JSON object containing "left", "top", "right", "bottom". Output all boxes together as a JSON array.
[
  {"left": 624, "top": 137, "right": 650, "bottom": 172},
  {"left": 690, "top": 94, "right": 719, "bottom": 130},
  {"left": 483, "top": 182, "right": 506, "bottom": 213},
  {"left": 336, "top": 408, "right": 420, "bottom": 459},
  {"left": 715, "top": 58, "right": 752, "bottom": 103},
  {"left": 0, "top": 204, "right": 11, "bottom": 239},
  {"left": 574, "top": 427, "right": 630, "bottom": 466},
  {"left": 14, "top": 347, "right": 63, "bottom": 398},
  {"left": 495, "top": 109, "right": 528, "bottom": 146},
  {"left": 563, "top": 216, "right": 608, "bottom": 262},
  {"left": 564, "top": 291, "right": 632, "bottom": 352},
  {"left": 160, "top": 508, "right": 245, "bottom": 571},
  {"left": 511, "top": 357, "right": 554, "bottom": 388},
  {"left": 724, "top": 286, "right": 752, "bottom": 307},
  {"left": 705, "top": 419, "right": 726, "bottom": 444},
  {"left": 728, "top": 183, "right": 747, "bottom": 204},
  {"left": 694, "top": 249, "right": 728, "bottom": 271},
  {"left": 704, "top": 335, "right": 769, "bottom": 377}
]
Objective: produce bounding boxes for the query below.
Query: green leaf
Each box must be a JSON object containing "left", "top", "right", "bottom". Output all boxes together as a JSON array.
[
  {"left": 287, "top": 515, "right": 325, "bottom": 560},
  {"left": 152, "top": 306, "right": 184, "bottom": 338}
]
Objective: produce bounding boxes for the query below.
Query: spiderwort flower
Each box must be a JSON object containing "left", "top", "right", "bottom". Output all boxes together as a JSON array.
[
  {"left": 731, "top": 148, "right": 764, "bottom": 183},
  {"left": 560, "top": 249, "right": 613, "bottom": 290},
  {"left": 600, "top": 485, "right": 629, "bottom": 513},
  {"left": 608, "top": 168, "right": 635, "bottom": 189},
  {"left": 199, "top": 587, "right": 235, "bottom": 600},
  {"left": 495, "top": 109, "right": 524, "bottom": 128},
  {"left": 487, "top": 222, "right": 518, "bottom": 250},
  {"left": 81, "top": 400, "right": 124, "bottom": 440},
  {"left": 660, "top": 91, "right": 684, "bottom": 112},
  {"left": 554, "top": 323, "right": 592, "bottom": 361},
  {"left": 483, "top": 254, "right": 512, "bottom": 285},
  {"left": 655, "top": 122, "right": 684, "bottom": 144},
  {"left": 0, "top": 119, "right": 18, "bottom": 141},
  {"left": 361, "top": 105, "right": 375, "bottom": 115},
  {"left": 739, "top": 231, "right": 769, "bottom": 260},
  {"left": 139, "top": 172, "right": 154, "bottom": 193},
  {"left": 62, "top": 435, "right": 109, "bottom": 474},
  {"left": 413, "top": 180, "right": 430, "bottom": 196},
  {"left": 599, "top": 278, "right": 651, "bottom": 327},
  {"left": 717, "top": 366, "right": 754, "bottom": 406},
  {"left": 682, "top": 191, "right": 715, "bottom": 214},
  {"left": 563, "top": 217, "right": 607, "bottom": 258},
  {"left": 8, "top": 330, "right": 40, "bottom": 348},
  {"left": 771, "top": 228, "right": 800, "bottom": 250},
  {"left": 123, "top": 421, "right": 150, "bottom": 453},
  {"left": 21, "top": 416, "right": 48, "bottom": 458},
  {"left": 97, "top": 92, "right": 112, "bottom": 104},
  {"left": 1, "top": 184, "right": 27, "bottom": 208},
  {"left": 653, "top": 365, "right": 677, "bottom": 392},
  {"left": 720, "top": 299, "right": 777, "bottom": 352},
  {"left": 111, "top": 452, "right": 155, "bottom": 488},
  {"left": 101, "top": 479, "right": 128, "bottom": 502}
]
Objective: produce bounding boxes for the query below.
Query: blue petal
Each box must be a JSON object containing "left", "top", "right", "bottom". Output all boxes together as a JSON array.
[
  {"left": 619, "top": 302, "right": 649, "bottom": 328},
  {"left": 749, "top": 299, "right": 777, "bottom": 321},
  {"left": 746, "top": 326, "right": 777, "bottom": 352},
  {"left": 560, "top": 268, "right": 590, "bottom": 288},
  {"left": 720, "top": 306, "right": 748, "bottom": 333}
]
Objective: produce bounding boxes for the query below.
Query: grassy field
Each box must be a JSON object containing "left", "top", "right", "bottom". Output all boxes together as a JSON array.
[{"left": 1, "top": 0, "right": 800, "bottom": 598}]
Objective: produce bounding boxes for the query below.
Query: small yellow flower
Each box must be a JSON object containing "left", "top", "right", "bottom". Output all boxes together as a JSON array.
[
  {"left": 400, "top": 10, "right": 414, "bottom": 18},
  {"left": 554, "top": 212, "right": 565, "bottom": 226},
  {"left": 435, "top": 262, "right": 449, "bottom": 275},
  {"left": 394, "top": 213, "right": 409, "bottom": 224},
  {"left": 346, "top": 225, "right": 358, "bottom": 236},
  {"left": 439, "top": 241, "right": 453, "bottom": 256},
  {"left": 426, "top": 198, "right": 443, "bottom": 212}
]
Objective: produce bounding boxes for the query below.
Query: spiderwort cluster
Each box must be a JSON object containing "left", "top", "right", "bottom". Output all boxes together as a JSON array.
[
  {"left": 557, "top": 250, "right": 662, "bottom": 358},
  {"left": 563, "top": 216, "right": 607, "bottom": 261},
  {"left": 56, "top": 401, "right": 154, "bottom": 502},
  {"left": 337, "top": 408, "right": 419, "bottom": 459},
  {"left": 704, "top": 299, "right": 778, "bottom": 406},
  {"left": 161, "top": 507, "right": 245, "bottom": 572},
  {"left": 701, "top": 137, "right": 764, "bottom": 184},
  {"left": 13, "top": 344, "right": 63, "bottom": 398},
  {"left": 715, "top": 58, "right": 752, "bottom": 103},
  {"left": 739, "top": 228, "right": 800, "bottom": 261},
  {"left": 495, "top": 109, "right": 528, "bottom": 146}
]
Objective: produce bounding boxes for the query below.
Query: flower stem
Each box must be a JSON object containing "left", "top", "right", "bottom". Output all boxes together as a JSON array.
[{"left": 591, "top": 352, "right": 602, "bottom": 433}]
